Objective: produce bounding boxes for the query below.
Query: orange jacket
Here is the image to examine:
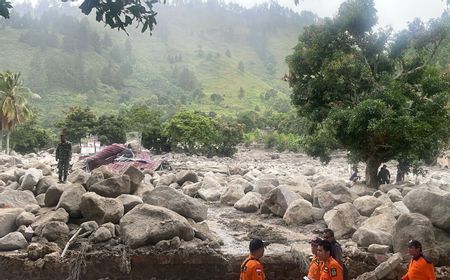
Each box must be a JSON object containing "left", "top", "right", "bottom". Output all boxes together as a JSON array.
[
  {"left": 319, "top": 256, "right": 343, "bottom": 280},
  {"left": 240, "top": 255, "right": 266, "bottom": 280},
  {"left": 402, "top": 256, "right": 436, "bottom": 280},
  {"left": 308, "top": 255, "right": 322, "bottom": 280}
]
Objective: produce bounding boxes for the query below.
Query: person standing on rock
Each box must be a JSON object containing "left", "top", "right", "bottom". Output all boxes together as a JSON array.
[
  {"left": 317, "top": 240, "right": 343, "bottom": 280},
  {"left": 307, "top": 237, "right": 323, "bottom": 280},
  {"left": 402, "top": 240, "right": 436, "bottom": 280},
  {"left": 240, "top": 238, "right": 266, "bottom": 280},
  {"left": 56, "top": 134, "right": 72, "bottom": 183},
  {"left": 377, "top": 164, "right": 391, "bottom": 185},
  {"left": 322, "top": 229, "right": 347, "bottom": 280}
]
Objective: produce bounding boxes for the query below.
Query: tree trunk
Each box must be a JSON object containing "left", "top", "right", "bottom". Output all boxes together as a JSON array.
[
  {"left": 365, "top": 157, "right": 381, "bottom": 188},
  {"left": 6, "top": 131, "right": 10, "bottom": 155},
  {"left": 0, "top": 130, "right": 3, "bottom": 152}
]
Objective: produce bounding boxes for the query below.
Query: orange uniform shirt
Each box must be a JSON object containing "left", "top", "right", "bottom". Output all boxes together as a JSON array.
[
  {"left": 319, "top": 256, "right": 343, "bottom": 280},
  {"left": 240, "top": 255, "right": 266, "bottom": 280},
  {"left": 308, "top": 255, "right": 322, "bottom": 280},
  {"left": 402, "top": 256, "right": 436, "bottom": 280}
]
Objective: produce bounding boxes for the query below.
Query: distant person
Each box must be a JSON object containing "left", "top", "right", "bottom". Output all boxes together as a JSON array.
[
  {"left": 402, "top": 240, "right": 436, "bottom": 280},
  {"left": 240, "top": 238, "right": 266, "bottom": 280},
  {"left": 321, "top": 229, "right": 347, "bottom": 280},
  {"left": 396, "top": 164, "right": 406, "bottom": 183},
  {"left": 307, "top": 237, "right": 322, "bottom": 280},
  {"left": 377, "top": 164, "right": 390, "bottom": 185},
  {"left": 56, "top": 135, "right": 72, "bottom": 183},
  {"left": 316, "top": 240, "right": 343, "bottom": 280},
  {"left": 349, "top": 168, "right": 360, "bottom": 182}
]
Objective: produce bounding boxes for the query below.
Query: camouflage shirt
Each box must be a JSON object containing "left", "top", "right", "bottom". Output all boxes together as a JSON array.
[{"left": 56, "top": 142, "right": 72, "bottom": 160}]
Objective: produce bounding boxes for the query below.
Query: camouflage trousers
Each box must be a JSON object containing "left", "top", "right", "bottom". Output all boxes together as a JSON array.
[{"left": 58, "top": 159, "right": 70, "bottom": 181}]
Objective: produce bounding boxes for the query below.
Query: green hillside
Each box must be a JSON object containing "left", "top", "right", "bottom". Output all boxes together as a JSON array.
[{"left": 0, "top": 1, "right": 318, "bottom": 127}]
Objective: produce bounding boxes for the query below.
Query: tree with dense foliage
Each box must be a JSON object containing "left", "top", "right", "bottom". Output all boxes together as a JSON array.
[
  {"left": 11, "top": 120, "right": 55, "bottom": 154},
  {"left": 0, "top": 71, "right": 40, "bottom": 153},
  {"left": 287, "top": 0, "right": 450, "bottom": 187},
  {"left": 56, "top": 107, "right": 97, "bottom": 144},
  {"left": 93, "top": 115, "right": 127, "bottom": 145},
  {"left": 164, "top": 110, "right": 219, "bottom": 155},
  {"left": 122, "top": 105, "right": 168, "bottom": 152}
]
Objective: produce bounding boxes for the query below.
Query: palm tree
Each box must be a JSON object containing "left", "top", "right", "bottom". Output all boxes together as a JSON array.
[{"left": 0, "top": 71, "right": 40, "bottom": 154}]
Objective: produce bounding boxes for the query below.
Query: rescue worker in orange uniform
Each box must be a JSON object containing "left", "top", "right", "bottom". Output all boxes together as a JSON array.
[
  {"left": 402, "top": 240, "right": 436, "bottom": 280},
  {"left": 317, "top": 240, "right": 343, "bottom": 280},
  {"left": 240, "top": 238, "right": 266, "bottom": 280},
  {"left": 307, "top": 237, "right": 322, "bottom": 280}
]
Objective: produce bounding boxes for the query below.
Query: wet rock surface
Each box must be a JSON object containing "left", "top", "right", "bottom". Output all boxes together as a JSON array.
[{"left": 0, "top": 148, "right": 448, "bottom": 279}]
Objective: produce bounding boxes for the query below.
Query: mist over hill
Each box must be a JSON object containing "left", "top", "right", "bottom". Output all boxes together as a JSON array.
[{"left": 0, "top": 0, "right": 319, "bottom": 126}]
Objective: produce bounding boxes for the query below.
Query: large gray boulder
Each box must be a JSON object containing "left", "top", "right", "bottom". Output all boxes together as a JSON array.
[
  {"left": 0, "top": 208, "right": 24, "bottom": 238},
  {"left": 0, "top": 189, "right": 38, "bottom": 208},
  {"left": 262, "top": 186, "right": 302, "bottom": 217},
  {"left": 387, "top": 189, "right": 403, "bottom": 202},
  {"left": 89, "top": 175, "right": 131, "bottom": 198},
  {"left": 352, "top": 213, "right": 396, "bottom": 247},
  {"left": 176, "top": 170, "right": 199, "bottom": 185},
  {"left": 234, "top": 192, "right": 262, "bottom": 213},
  {"left": 229, "top": 177, "right": 253, "bottom": 193},
  {"left": 35, "top": 177, "right": 58, "bottom": 196},
  {"left": 143, "top": 186, "right": 207, "bottom": 222},
  {"left": 0, "top": 232, "right": 28, "bottom": 251},
  {"left": 80, "top": 192, "right": 124, "bottom": 224},
  {"left": 392, "top": 213, "right": 439, "bottom": 262},
  {"left": 86, "top": 170, "right": 104, "bottom": 190},
  {"left": 312, "top": 181, "right": 356, "bottom": 211},
  {"left": 253, "top": 178, "right": 277, "bottom": 195},
  {"left": 403, "top": 186, "right": 450, "bottom": 232},
  {"left": 20, "top": 168, "right": 43, "bottom": 191},
  {"left": 156, "top": 173, "right": 177, "bottom": 187},
  {"left": 31, "top": 208, "right": 69, "bottom": 230},
  {"left": 360, "top": 213, "right": 396, "bottom": 233},
  {"left": 279, "top": 175, "right": 312, "bottom": 202},
  {"left": 56, "top": 184, "right": 86, "bottom": 218},
  {"left": 352, "top": 227, "right": 393, "bottom": 247},
  {"left": 371, "top": 203, "right": 401, "bottom": 218},
  {"left": 123, "top": 166, "right": 144, "bottom": 193},
  {"left": 67, "top": 169, "right": 90, "bottom": 185},
  {"left": 120, "top": 204, "right": 195, "bottom": 248},
  {"left": 44, "top": 184, "right": 66, "bottom": 207},
  {"left": 198, "top": 176, "right": 222, "bottom": 201},
  {"left": 324, "top": 202, "right": 361, "bottom": 239},
  {"left": 39, "top": 221, "right": 69, "bottom": 242},
  {"left": 116, "top": 194, "right": 143, "bottom": 213},
  {"left": 283, "top": 198, "right": 314, "bottom": 225},
  {"left": 220, "top": 184, "right": 245, "bottom": 206},
  {"left": 91, "top": 226, "right": 113, "bottom": 243},
  {"left": 15, "top": 211, "right": 35, "bottom": 227},
  {"left": 31, "top": 162, "right": 52, "bottom": 176},
  {"left": 182, "top": 182, "right": 201, "bottom": 197},
  {"left": 353, "top": 196, "right": 383, "bottom": 216},
  {"left": 94, "top": 166, "right": 118, "bottom": 179}
]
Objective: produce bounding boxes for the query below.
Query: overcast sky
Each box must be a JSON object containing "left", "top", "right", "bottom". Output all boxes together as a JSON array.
[{"left": 225, "top": 0, "right": 448, "bottom": 30}]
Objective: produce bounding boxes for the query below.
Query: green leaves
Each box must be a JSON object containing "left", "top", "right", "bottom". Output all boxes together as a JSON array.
[
  {"left": 0, "top": 0, "right": 12, "bottom": 19},
  {"left": 287, "top": 0, "right": 450, "bottom": 184},
  {"left": 79, "top": 0, "right": 165, "bottom": 34}
]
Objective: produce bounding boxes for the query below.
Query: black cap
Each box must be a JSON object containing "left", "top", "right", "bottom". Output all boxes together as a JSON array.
[
  {"left": 408, "top": 240, "right": 422, "bottom": 249},
  {"left": 309, "top": 237, "right": 322, "bottom": 245},
  {"left": 249, "top": 238, "right": 265, "bottom": 252}
]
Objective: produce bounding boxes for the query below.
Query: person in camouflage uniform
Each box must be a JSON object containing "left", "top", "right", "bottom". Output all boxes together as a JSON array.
[{"left": 56, "top": 135, "right": 72, "bottom": 183}]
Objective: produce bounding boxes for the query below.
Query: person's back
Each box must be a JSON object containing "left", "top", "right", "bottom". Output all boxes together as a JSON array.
[
  {"left": 240, "top": 238, "right": 266, "bottom": 280},
  {"left": 378, "top": 165, "right": 390, "bottom": 184}
]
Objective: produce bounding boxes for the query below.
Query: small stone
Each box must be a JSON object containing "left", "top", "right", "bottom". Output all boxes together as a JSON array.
[{"left": 368, "top": 244, "right": 391, "bottom": 254}]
